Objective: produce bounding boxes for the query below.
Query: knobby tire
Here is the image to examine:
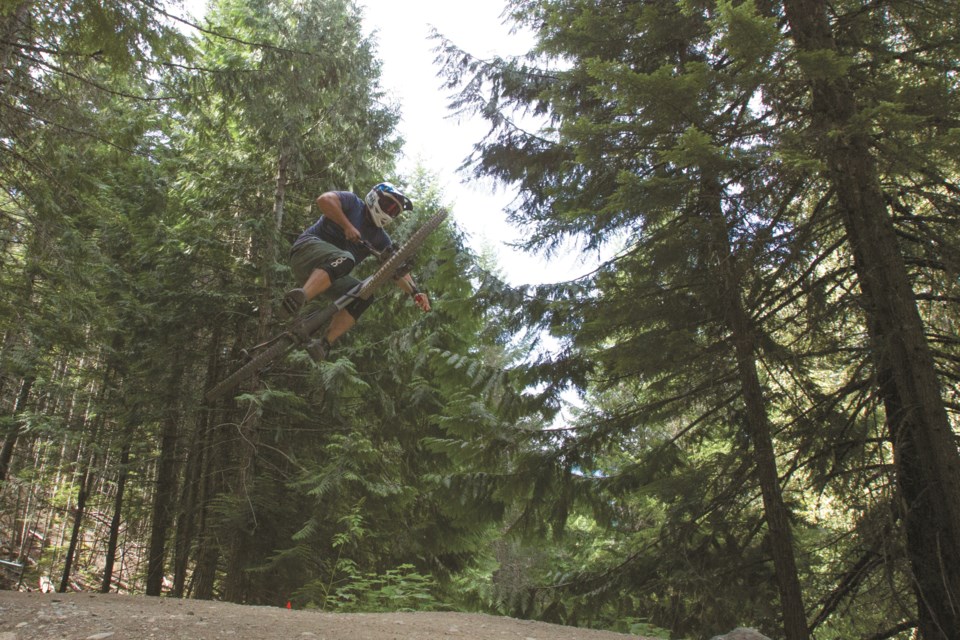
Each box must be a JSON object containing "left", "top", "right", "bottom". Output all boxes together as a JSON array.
[
  {"left": 204, "top": 210, "right": 447, "bottom": 403},
  {"left": 204, "top": 335, "right": 294, "bottom": 402},
  {"left": 356, "top": 210, "right": 447, "bottom": 299}
]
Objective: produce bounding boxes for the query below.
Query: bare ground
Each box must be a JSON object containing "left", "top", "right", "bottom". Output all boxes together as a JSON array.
[{"left": 0, "top": 591, "right": 660, "bottom": 640}]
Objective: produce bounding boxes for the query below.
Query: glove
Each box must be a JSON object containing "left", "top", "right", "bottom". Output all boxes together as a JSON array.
[{"left": 413, "top": 292, "right": 431, "bottom": 312}]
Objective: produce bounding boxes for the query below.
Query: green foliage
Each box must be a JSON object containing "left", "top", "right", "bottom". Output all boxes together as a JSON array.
[
  {"left": 321, "top": 564, "right": 441, "bottom": 613},
  {"left": 436, "top": 0, "right": 960, "bottom": 638},
  {"left": 249, "top": 191, "right": 533, "bottom": 608},
  {"left": 2, "top": 1, "right": 957, "bottom": 639},
  {"left": 293, "top": 504, "right": 441, "bottom": 613},
  {"left": 2, "top": 0, "right": 523, "bottom": 613}
]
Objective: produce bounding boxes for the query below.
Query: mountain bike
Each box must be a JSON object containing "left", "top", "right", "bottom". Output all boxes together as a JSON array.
[{"left": 204, "top": 209, "right": 448, "bottom": 402}]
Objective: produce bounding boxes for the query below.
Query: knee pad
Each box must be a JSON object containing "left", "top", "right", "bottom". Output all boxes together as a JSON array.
[
  {"left": 320, "top": 255, "right": 355, "bottom": 281},
  {"left": 346, "top": 295, "right": 375, "bottom": 320}
]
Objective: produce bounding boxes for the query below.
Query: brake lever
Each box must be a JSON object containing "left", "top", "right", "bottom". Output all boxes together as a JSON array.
[
  {"left": 357, "top": 239, "right": 384, "bottom": 260},
  {"left": 358, "top": 240, "right": 411, "bottom": 278}
]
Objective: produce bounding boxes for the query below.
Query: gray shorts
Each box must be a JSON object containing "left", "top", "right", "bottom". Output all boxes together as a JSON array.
[{"left": 289, "top": 237, "right": 361, "bottom": 299}]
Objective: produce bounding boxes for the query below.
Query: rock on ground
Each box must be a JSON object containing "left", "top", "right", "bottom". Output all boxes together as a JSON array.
[
  {"left": 0, "top": 591, "right": 661, "bottom": 640},
  {"left": 709, "top": 628, "right": 772, "bottom": 640}
]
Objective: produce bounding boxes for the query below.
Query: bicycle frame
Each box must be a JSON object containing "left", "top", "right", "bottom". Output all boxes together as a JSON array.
[{"left": 204, "top": 209, "right": 448, "bottom": 403}]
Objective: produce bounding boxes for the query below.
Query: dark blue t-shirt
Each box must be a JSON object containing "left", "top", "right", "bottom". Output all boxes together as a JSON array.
[{"left": 296, "top": 191, "right": 392, "bottom": 263}]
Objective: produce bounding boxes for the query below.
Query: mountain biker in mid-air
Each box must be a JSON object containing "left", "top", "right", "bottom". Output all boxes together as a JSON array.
[{"left": 280, "top": 182, "right": 431, "bottom": 362}]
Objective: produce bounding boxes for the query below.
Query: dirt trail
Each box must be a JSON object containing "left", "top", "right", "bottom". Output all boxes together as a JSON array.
[{"left": 0, "top": 591, "right": 659, "bottom": 640}]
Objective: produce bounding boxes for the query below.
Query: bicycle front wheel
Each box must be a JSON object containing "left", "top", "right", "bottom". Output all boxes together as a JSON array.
[{"left": 357, "top": 210, "right": 448, "bottom": 299}]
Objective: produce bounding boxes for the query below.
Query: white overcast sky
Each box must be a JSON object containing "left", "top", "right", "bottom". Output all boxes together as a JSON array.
[
  {"left": 357, "top": 0, "right": 542, "bottom": 279},
  {"left": 181, "top": 0, "right": 597, "bottom": 285}
]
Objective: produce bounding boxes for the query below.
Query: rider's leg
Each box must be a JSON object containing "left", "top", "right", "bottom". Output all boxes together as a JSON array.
[
  {"left": 324, "top": 308, "right": 356, "bottom": 344},
  {"left": 306, "top": 286, "right": 371, "bottom": 362},
  {"left": 317, "top": 289, "right": 366, "bottom": 347},
  {"left": 302, "top": 268, "right": 333, "bottom": 301},
  {"left": 285, "top": 246, "right": 355, "bottom": 318},
  {"left": 305, "top": 308, "right": 355, "bottom": 362}
]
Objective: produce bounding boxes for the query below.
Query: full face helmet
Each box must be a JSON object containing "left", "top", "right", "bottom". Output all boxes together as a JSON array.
[{"left": 365, "top": 182, "right": 413, "bottom": 227}]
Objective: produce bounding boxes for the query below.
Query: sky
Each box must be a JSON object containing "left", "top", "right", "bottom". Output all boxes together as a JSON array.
[
  {"left": 357, "top": 0, "right": 596, "bottom": 286},
  {"left": 357, "top": 1, "right": 524, "bottom": 242},
  {"left": 181, "top": 0, "right": 598, "bottom": 286}
]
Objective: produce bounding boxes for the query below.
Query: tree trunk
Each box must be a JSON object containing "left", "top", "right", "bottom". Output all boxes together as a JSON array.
[
  {"left": 59, "top": 376, "right": 104, "bottom": 594},
  {"left": 728, "top": 316, "right": 810, "bottom": 640},
  {"left": 172, "top": 414, "right": 204, "bottom": 597},
  {"left": 221, "top": 397, "right": 260, "bottom": 604},
  {"left": 222, "top": 148, "right": 290, "bottom": 603},
  {"left": 146, "top": 423, "right": 177, "bottom": 596},
  {"left": 0, "top": 375, "right": 34, "bottom": 482},
  {"left": 783, "top": 1, "right": 960, "bottom": 636},
  {"left": 146, "top": 354, "right": 186, "bottom": 596},
  {"left": 0, "top": 2, "right": 31, "bottom": 93},
  {"left": 59, "top": 468, "right": 91, "bottom": 593},
  {"left": 191, "top": 411, "right": 224, "bottom": 600},
  {"left": 222, "top": 525, "right": 254, "bottom": 603},
  {"left": 101, "top": 432, "right": 132, "bottom": 593},
  {"left": 701, "top": 185, "right": 810, "bottom": 640},
  {"left": 173, "top": 329, "right": 223, "bottom": 597},
  {"left": 256, "top": 148, "right": 288, "bottom": 338}
]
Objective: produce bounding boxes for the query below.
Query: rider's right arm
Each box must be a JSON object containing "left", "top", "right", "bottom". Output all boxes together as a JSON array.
[{"left": 316, "top": 192, "right": 361, "bottom": 243}]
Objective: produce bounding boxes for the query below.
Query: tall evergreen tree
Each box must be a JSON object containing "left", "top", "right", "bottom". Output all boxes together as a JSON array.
[
  {"left": 162, "top": 0, "right": 401, "bottom": 601},
  {"left": 436, "top": 0, "right": 960, "bottom": 637},
  {"left": 779, "top": 1, "right": 960, "bottom": 635},
  {"left": 0, "top": 0, "right": 191, "bottom": 484}
]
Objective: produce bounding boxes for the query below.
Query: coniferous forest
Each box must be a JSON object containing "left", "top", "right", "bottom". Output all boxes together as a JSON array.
[{"left": 1, "top": 1, "right": 958, "bottom": 639}]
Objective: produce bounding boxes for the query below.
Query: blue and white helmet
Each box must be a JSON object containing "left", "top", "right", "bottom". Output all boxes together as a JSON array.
[{"left": 365, "top": 182, "right": 413, "bottom": 227}]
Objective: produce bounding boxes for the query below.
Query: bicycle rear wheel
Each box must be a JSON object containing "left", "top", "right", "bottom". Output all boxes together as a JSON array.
[{"left": 204, "top": 334, "right": 295, "bottom": 402}]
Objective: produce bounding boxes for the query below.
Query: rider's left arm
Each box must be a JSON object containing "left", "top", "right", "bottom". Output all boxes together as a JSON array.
[{"left": 396, "top": 275, "right": 430, "bottom": 312}]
